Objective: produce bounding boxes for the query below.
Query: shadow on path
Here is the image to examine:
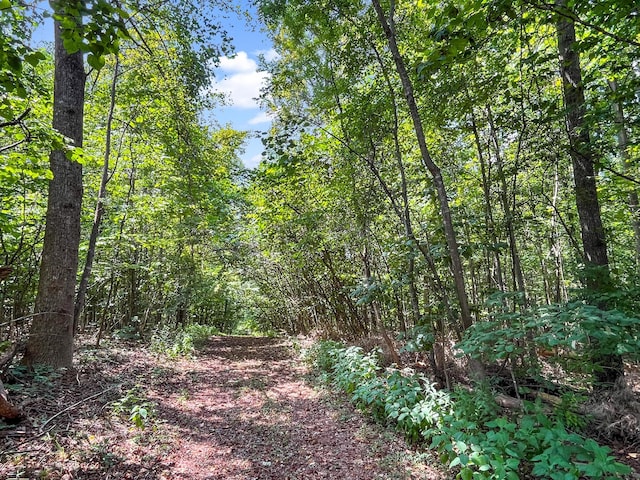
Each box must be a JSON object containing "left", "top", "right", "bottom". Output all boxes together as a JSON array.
[{"left": 150, "top": 335, "right": 441, "bottom": 480}]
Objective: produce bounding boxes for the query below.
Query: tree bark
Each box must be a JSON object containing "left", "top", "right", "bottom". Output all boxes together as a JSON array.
[
  {"left": 372, "top": 0, "right": 473, "bottom": 333},
  {"left": 608, "top": 79, "right": 640, "bottom": 270},
  {"left": 556, "top": 0, "right": 623, "bottom": 387},
  {"left": 556, "top": 2, "right": 610, "bottom": 288},
  {"left": 23, "top": 8, "right": 85, "bottom": 368}
]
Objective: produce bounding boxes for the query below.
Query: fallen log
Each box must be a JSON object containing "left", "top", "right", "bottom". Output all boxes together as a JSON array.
[
  {"left": 0, "top": 342, "right": 25, "bottom": 422},
  {"left": 0, "top": 378, "right": 23, "bottom": 422}
]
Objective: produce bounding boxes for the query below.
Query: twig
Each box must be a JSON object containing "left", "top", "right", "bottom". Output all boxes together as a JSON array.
[
  {"left": 0, "top": 109, "right": 32, "bottom": 154},
  {"left": 39, "top": 385, "right": 119, "bottom": 432},
  {"left": 0, "top": 425, "right": 55, "bottom": 455},
  {"left": 0, "top": 109, "right": 31, "bottom": 129},
  {"left": 0, "top": 311, "right": 72, "bottom": 329}
]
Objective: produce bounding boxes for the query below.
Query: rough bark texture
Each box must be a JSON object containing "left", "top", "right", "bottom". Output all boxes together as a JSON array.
[
  {"left": 0, "top": 266, "right": 12, "bottom": 281},
  {"left": 556, "top": 1, "right": 623, "bottom": 387},
  {"left": 24, "top": 12, "right": 85, "bottom": 368},
  {"left": 556, "top": 3, "right": 609, "bottom": 285},
  {"left": 372, "top": 0, "right": 473, "bottom": 333}
]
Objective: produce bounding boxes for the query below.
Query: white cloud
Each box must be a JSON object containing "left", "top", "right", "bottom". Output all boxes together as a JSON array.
[
  {"left": 211, "top": 51, "right": 270, "bottom": 109},
  {"left": 248, "top": 111, "right": 273, "bottom": 125},
  {"left": 255, "top": 48, "right": 280, "bottom": 62},
  {"left": 244, "top": 153, "right": 263, "bottom": 169},
  {"left": 218, "top": 51, "right": 258, "bottom": 73}
]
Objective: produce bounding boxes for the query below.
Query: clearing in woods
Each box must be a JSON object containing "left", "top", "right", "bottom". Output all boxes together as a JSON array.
[{"left": 0, "top": 336, "right": 446, "bottom": 479}]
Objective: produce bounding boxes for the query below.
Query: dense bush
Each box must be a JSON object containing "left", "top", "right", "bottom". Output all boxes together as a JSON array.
[
  {"left": 308, "top": 341, "right": 632, "bottom": 479},
  {"left": 457, "top": 299, "right": 640, "bottom": 383}
]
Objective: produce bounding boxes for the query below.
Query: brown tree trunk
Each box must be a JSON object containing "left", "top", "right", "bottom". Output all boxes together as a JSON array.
[
  {"left": 549, "top": 161, "right": 567, "bottom": 303},
  {"left": 75, "top": 56, "right": 120, "bottom": 333},
  {"left": 556, "top": 2, "right": 610, "bottom": 287},
  {"left": 486, "top": 106, "right": 527, "bottom": 302},
  {"left": 469, "top": 109, "right": 506, "bottom": 293},
  {"left": 24, "top": 8, "right": 85, "bottom": 368},
  {"left": 608, "top": 79, "right": 640, "bottom": 270},
  {"left": 372, "top": 0, "right": 473, "bottom": 333},
  {"left": 556, "top": 0, "right": 623, "bottom": 387}
]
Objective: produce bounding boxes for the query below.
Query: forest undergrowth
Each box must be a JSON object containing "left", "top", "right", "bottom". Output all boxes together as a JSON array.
[{"left": 305, "top": 338, "right": 640, "bottom": 480}]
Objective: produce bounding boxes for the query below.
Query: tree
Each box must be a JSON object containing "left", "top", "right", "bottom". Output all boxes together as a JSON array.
[
  {"left": 0, "top": 3, "right": 52, "bottom": 333},
  {"left": 23, "top": 1, "right": 86, "bottom": 368},
  {"left": 556, "top": 0, "right": 610, "bottom": 289},
  {"left": 371, "top": 0, "right": 473, "bottom": 334},
  {"left": 252, "top": 0, "right": 639, "bottom": 392},
  {"left": 73, "top": 55, "right": 119, "bottom": 333},
  {"left": 21, "top": 0, "right": 238, "bottom": 364},
  {"left": 555, "top": 0, "right": 624, "bottom": 387}
]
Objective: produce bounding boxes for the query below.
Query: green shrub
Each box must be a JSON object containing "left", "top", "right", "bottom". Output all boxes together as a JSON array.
[
  {"left": 110, "top": 387, "right": 155, "bottom": 430},
  {"left": 304, "top": 339, "right": 344, "bottom": 371},
  {"left": 457, "top": 298, "right": 640, "bottom": 384},
  {"left": 331, "top": 345, "right": 380, "bottom": 394},
  {"left": 150, "top": 323, "right": 220, "bottom": 357},
  {"left": 312, "top": 340, "right": 632, "bottom": 479}
]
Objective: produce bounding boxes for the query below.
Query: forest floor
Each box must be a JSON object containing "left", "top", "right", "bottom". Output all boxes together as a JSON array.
[{"left": 0, "top": 335, "right": 447, "bottom": 479}]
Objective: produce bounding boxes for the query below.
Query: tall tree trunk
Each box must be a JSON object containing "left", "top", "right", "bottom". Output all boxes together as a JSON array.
[
  {"left": 469, "top": 109, "right": 506, "bottom": 293},
  {"left": 556, "top": 0, "right": 623, "bottom": 387},
  {"left": 549, "top": 161, "right": 567, "bottom": 303},
  {"left": 372, "top": 0, "right": 473, "bottom": 333},
  {"left": 608, "top": 79, "right": 640, "bottom": 270},
  {"left": 74, "top": 56, "right": 120, "bottom": 333},
  {"left": 23, "top": 8, "right": 85, "bottom": 368},
  {"left": 486, "top": 106, "right": 527, "bottom": 302},
  {"left": 556, "top": 2, "right": 610, "bottom": 287}
]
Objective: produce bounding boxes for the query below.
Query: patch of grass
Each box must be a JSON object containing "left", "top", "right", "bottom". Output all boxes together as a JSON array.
[{"left": 177, "top": 388, "right": 190, "bottom": 403}]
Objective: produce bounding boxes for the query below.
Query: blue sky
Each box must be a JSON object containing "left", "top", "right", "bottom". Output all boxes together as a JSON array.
[
  {"left": 207, "top": 3, "right": 274, "bottom": 169},
  {"left": 31, "top": 1, "right": 273, "bottom": 170}
]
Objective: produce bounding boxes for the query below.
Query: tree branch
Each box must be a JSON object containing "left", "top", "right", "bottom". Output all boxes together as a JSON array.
[
  {"left": 601, "top": 165, "right": 640, "bottom": 187},
  {"left": 526, "top": 0, "right": 640, "bottom": 48},
  {"left": 0, "top": 108, "right": 31, "bottom": 129},
  {"left": 0, "top": 108, "right": 32, "bottom": 153}
]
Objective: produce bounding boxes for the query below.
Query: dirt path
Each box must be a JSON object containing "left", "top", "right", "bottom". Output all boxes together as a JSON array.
[
  {"left": 0, "top": 336, "right": 445, "bottom": 479},
  {"left": 152, "top": 336, "right": 443, "bottom": 479}
]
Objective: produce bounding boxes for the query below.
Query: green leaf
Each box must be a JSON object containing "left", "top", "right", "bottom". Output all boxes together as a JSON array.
[
  {"left": 460, "top": 467, "right": 473, "bottom": 480},
  {"left": 62, "top": 37, "right": 81, "bottom": 54},
  {"left": 87, "top": 53, "right": 106, "bottom": 70},
  {"left": 24, "top": 51, "right": 46, "bottom": 67}
]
